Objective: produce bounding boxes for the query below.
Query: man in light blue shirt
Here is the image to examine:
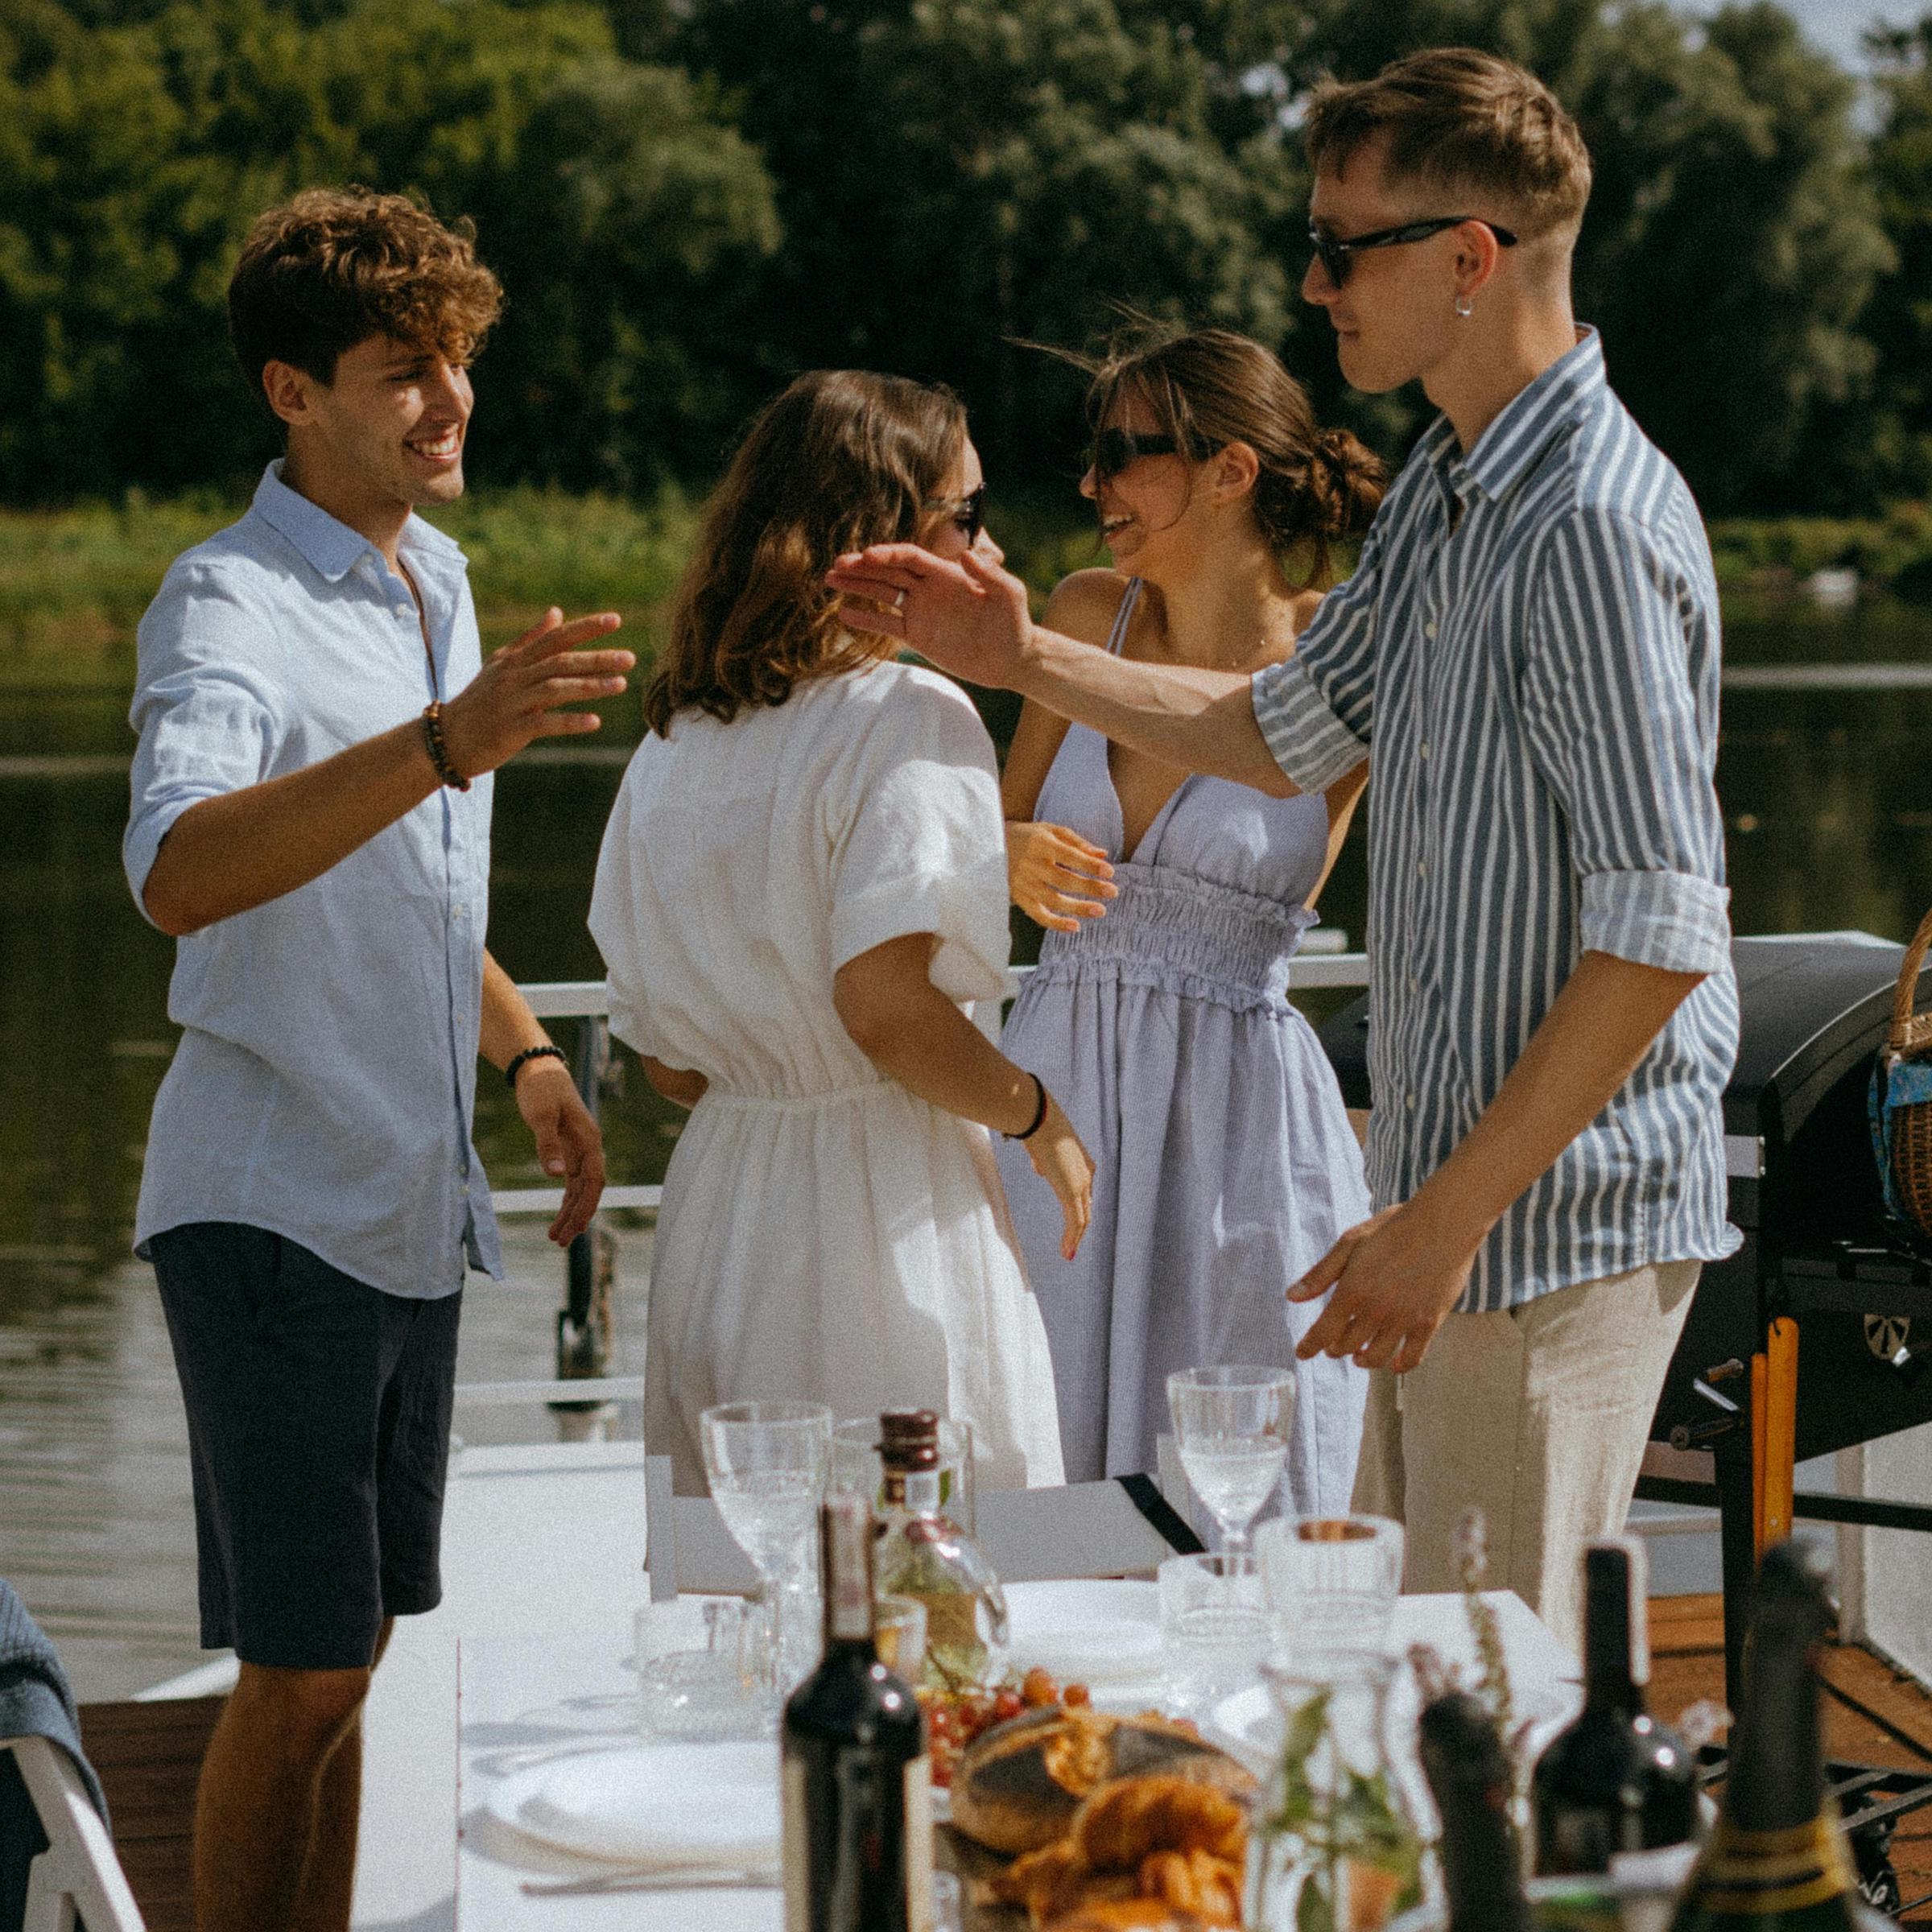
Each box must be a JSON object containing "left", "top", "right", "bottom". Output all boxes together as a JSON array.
[
  {"left": 126, "top": 188, "right": 634, "bottom": 1932},
  {"left": 830, "top": 51, "right": 1738, "bottom": 1654}
]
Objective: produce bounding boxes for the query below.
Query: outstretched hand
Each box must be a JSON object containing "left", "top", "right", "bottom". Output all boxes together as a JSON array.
[
  {"left": 1286, "top": 1203, "right": 1480, "bottom": 1374},
  {"left": 440, "top": 609, "right": 633, "bottom": 780},
  {"left": 825, "top": 545, "right": 1032, "bottom": 690}
]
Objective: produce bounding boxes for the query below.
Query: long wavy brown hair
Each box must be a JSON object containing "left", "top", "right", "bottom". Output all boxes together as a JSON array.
[{"left": 642, "top": 370, "right": 967, "bottom": 736}]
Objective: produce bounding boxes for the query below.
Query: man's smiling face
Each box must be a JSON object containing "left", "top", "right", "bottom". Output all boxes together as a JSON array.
[{"left": 291, "top": 333, "right": 475, "bottom": 515}]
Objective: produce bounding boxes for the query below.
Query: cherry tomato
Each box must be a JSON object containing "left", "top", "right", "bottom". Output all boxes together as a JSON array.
[
  {"left": 993, "top": 1688, "right": 1025, "bottom": 1723},
  {"left": 1063, "top": 1682, "right": 1092, "bottom": 1708},
  {"left": 1021, "top": 1666, "right": 1058, "bottom": 1707}
]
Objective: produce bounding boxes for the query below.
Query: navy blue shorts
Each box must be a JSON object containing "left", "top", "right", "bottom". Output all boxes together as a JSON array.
[{"left": 150, "top": 1222, "right": 462, "bottom": 1671}]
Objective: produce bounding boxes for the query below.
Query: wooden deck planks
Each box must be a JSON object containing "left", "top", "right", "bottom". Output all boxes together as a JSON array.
[{"left": 77, "top": 1695, "right": 222, "bottom": 1932}]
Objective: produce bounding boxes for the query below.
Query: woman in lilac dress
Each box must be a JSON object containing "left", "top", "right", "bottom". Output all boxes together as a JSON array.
[{"left": 996, "top": 328, "right": 1383, "bottom": 1508}]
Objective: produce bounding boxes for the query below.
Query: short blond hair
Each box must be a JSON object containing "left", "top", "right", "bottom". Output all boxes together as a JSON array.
[{"left": 1303, "top": 48, "right": 1591, "bottom": 241}]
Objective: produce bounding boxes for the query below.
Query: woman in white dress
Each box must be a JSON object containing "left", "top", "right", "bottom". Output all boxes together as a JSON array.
[{"left": 589, "top": 370, "right": 1088, "bottom": 1494}]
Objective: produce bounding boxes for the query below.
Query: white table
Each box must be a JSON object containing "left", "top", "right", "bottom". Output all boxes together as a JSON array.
[{"left": 453, "top": 1588, "right": 1580, "bottom": 1930}]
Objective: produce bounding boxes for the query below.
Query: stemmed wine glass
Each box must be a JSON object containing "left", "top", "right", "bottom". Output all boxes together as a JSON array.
[
  {"left": 700, "top": 1401, "right": 832, "bottom": 1707},
  {"left": 1166, "top": 1365, "right": 1295, "bottom": 1555}
]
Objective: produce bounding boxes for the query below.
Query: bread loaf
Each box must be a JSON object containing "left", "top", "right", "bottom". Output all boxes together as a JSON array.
[{"left": 949, "top": 1707, "right": 1256, "bottom": 1855}]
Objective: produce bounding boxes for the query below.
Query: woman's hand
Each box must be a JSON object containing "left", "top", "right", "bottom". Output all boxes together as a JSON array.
[
  {"left": 1008, "top": 820, "right": 1117, "bottom": 932},
  {"left": 1024, "top": 1088, "right": 1095, "bottom": 1261}
]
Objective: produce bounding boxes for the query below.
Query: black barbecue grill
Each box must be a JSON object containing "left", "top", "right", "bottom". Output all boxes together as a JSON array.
[{"left": 1317, "top": 931, "right": 1932, "bottom": 1914}]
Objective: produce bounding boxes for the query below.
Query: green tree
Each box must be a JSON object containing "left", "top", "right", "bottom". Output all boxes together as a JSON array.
[
  {"left": 675, "top": 0, "right": 1311, "bottom": 482},
  {"left": 0, "top": 0, "right": 778, "bottom": 500},
  {"left": 1279, "top": 0, "right": 1890, "bottom": 513},
  {"left": 1856, "top": 14, "right": 1932, "bottom": 502}
]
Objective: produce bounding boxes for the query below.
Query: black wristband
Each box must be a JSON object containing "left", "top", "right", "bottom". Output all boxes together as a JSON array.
[
  {"left": 506, "top": 1043, "right": 567, "bottom": 1089},
  {"left": 421, "top": 701, "right": 471, "bottom": 791},
  {"left": 1005, "top": 1071, "right": 1050, "bottom": 1141}
]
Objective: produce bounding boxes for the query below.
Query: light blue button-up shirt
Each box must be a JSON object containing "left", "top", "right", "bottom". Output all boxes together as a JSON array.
[
  {"left": 125, "top": 462, "right": 502, "bottom": 1300},
  {"left": 1253, "top": 330, "right": 1740, "bottom": 1311}
]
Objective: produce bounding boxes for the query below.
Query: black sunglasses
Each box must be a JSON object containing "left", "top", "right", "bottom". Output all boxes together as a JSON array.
[
  {"left": 923, "top": 481, "right": 987, "bottom": 546},
  {"left": 1308, "top": 215, "right": 1518, "bottom": 289},
  {"left": 1085, "top": 427, "right": 1214, "bottom": 481}
]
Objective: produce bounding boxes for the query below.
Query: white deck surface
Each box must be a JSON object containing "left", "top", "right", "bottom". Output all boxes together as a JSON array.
[{"left": 345, "top": 1436, "right": 1581, "bottom": 1931}]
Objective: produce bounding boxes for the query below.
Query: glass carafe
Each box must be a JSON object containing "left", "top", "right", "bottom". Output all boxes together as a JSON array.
[{"left": 1247, "top": 1649, "right": 1427, "bottom": 1932}]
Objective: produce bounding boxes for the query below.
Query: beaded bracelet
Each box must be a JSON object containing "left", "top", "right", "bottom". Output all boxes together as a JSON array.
[
  {"left": 1005, "top": 1071, "right": 1050, "bottom": 1141},
  {"left": 420, "top": 701, "right": 471, "bottom": 791},
  {"left": 505, "top": 1043, "right": 567, "bottom": 1089}
]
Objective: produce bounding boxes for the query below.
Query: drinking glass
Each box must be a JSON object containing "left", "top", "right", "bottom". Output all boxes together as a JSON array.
[
  {"left": 1166, "top": 1365, "right": 1295, "bottom": 1554},
  {"left": 1158, "top": 1550, "right": 1271, "bottom": 1715},
  {"left": 700, "top": 1401, "right": 832, "bottom": 1701},
  {"left": 1256, "top": 1513, "right": 1404, "bottom": 1662},
  {"left": 828, "top": 1415, "right": 976, "bottom": 1534}
]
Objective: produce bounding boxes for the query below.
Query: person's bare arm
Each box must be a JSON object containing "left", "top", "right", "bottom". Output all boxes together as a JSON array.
[
  {"left": 1001, "top": 696, "right": 1073, "bottom": 821},
  {"left": 142, "top": 610, "right": 632, "bottom": 935},
  {"left": 479, "top": 952, "right": 608, "bottom": 1248},
  {"left": 641, "top": 1056, "right": 708, "bottom": 1108},
  {"left": 832, "top": 932, "right": 1093, "bottom": 1260},
  {"left": 827, "top": 547, "right": 1297, "bottom": 796},
  {"left": 1306, "top": 760, "right": 1369, "bottom": 910},
  {"left": 1288, "top": 952, "right": 1704, "bottom": 1371}
]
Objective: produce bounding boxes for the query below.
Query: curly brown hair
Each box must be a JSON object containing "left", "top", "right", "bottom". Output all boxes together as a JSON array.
[
  {"left": 227, "top": 186, "right": 504, "bottom": 411},
  {"left": 642, "top": 370, "right": 967, "bottom": 737},
  {"left": 1082, "top": 325, "right": 1384, "bottom": 588}
]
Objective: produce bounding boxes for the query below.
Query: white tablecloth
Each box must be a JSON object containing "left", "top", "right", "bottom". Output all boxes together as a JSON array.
[{"left": 453, "top": 1590, "right": 1579, "bottom": 1931}]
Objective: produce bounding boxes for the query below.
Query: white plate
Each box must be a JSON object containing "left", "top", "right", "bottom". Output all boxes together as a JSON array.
[
  {"left": 1002, "top": 1579, "right": 1164, "bottom": 1687},
  {"left": 1203, "top": 1683, "right": 1278, "bottom": 1771},
  {"left": 484, "top": 1741, "right": 781, "bottom": 1868}
]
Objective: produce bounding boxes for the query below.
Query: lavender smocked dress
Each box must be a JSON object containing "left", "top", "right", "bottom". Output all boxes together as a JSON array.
[{"left": 996, "top": 580, "right": 1372, "bottom": 1505}]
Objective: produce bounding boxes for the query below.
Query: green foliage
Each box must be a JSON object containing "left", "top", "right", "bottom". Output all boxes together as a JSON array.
[
  {"left": 0, "top": 0, "right": 778, "bottom": 502},
  {"left": 673, "top": 0, "right": 1310, "bottom": 478},
  {"left": 0, "top": 0, "right": 1927, "bottom": 518}
]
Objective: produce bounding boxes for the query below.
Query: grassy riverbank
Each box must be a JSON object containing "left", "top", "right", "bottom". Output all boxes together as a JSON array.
[{"left": 6, "top": 488, "right": 1932, "bottom": 700}]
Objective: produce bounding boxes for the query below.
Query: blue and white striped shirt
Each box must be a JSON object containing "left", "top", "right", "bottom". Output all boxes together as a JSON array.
[{"left": 1253, "top": 329, "right": 1741, "bottom": 1311}]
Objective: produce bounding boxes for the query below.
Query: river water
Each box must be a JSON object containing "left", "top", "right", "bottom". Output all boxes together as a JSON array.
[{"left": 2, "top": 612, "right": 1930, "bottom": 1696}]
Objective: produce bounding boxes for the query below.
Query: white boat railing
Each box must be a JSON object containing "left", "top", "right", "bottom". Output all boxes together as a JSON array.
[{"left": 494, "top": 947, "right": 1371, "bottom": 1219}]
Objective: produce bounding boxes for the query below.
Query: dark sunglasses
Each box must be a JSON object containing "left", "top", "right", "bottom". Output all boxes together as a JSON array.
[
  {"left": 1308, "top": 215, "right": 1518, "bottom": 289},
  {"left": 923, "top": 481, "right": 987, "bottom": 545},
  {"left": 1085, "top": 427, "right": 1213, "bottom": 481}
]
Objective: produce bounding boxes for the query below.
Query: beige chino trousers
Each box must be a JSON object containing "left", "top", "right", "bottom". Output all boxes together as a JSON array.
[{"left": 1351, "top": 1258, "right": 1700, "bottom": 1658}]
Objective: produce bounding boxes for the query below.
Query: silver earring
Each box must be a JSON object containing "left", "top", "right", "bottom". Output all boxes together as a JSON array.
[{"left": 1455, "top": 295, "right": 1474, "bottom": 318}]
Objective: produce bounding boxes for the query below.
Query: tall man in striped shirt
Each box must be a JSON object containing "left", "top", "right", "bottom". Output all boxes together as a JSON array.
[{"left": 829, "top": 47, "right": 1740, "bottom": 1652}]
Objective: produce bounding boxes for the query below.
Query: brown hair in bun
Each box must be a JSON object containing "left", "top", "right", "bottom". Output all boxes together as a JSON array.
[{"left": 1083, "top": 324, "right": 1385, "bottom": 588}]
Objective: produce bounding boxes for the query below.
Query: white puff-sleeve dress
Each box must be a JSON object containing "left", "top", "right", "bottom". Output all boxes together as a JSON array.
[{"left": 589, "top": 658, "right": 1067, "bottom": 1495}]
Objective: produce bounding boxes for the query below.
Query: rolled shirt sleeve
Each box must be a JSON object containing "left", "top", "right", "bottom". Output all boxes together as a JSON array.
[
  {"left": 124, "top": 563, "right": 281, "bottom": 924},
  {"left": 1522, "top": 506, "right": 1732, "bottom": 977},
  {"left": 1250, "top": 519, "right": 1381, "bottom": 793},
  {"left": 825, "top": 672, "right": 1010, "bottom": 1005}
]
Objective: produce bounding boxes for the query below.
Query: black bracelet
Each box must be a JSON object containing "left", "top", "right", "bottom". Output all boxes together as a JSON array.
[
  {"left": 421, "top": 701, "right": 471, "bottom": 791},
  {"left": 1005, "top": 1071, "right": 1050, "bottom": 1141},
  {"left": 506, "top": 1043, "right": 567, "bottom": 1089}
]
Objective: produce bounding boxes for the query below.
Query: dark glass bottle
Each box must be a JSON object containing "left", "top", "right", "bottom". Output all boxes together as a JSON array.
[
  {"left": 1533, "top": 1536, "right": 1699, "bottom": 1875},
  {"left": 782, "top": 1493, "right": 933, "bottom": 1932},
  {"left": 1418, "top": 1686, "right": 1537, "bottom": 1932},
  {"left": 1666, "top": 1542, "right": 1863, "bottom": 1931}
]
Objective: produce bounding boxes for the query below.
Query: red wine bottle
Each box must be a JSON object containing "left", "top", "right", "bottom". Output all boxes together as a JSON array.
[
  {"left": 782, "top": 1492, "right": 933, "bottom": 1932},
  {"left": 1532, "top": 1536, "right": 1699, "bottom": 1874}
]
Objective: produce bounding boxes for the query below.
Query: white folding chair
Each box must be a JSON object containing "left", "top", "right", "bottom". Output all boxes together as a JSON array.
[{"left": 2, "top": 1733, "right": 145, "bottom": 1932}]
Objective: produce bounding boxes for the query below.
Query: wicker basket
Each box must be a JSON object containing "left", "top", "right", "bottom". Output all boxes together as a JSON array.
[{"left": 1882, "top": 907, "right": 1932, "bottom": 1235}]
